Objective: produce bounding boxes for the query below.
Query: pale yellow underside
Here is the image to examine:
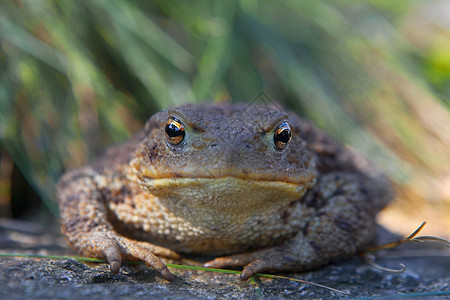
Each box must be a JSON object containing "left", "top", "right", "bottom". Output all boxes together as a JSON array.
[{"left": 140, "top": 176, "right": 306, "bottom": 227}]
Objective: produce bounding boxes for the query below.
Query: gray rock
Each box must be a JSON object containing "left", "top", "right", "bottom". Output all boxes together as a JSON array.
[
  {"left": 0, "top": 225, "right": 448, "bottom": 299},
  {"left": 0, "top": 246, "right": 449, "bottom": 299}
]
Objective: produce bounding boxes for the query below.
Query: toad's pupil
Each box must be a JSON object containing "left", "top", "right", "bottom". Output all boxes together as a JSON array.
[
  {"left": 166, "top": 123, "right": 183, "bottom": 137},
  {"left": 165, "top": 119, "right": 185, "bottom": 145},
  {"left": 274, "top": 122, "right": 291, "bottom": 150},
  {"left": 276, "top": 129, "right": 291, "bottom": 143}
]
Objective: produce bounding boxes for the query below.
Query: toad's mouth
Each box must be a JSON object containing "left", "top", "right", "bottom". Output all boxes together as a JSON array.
[
  {"left": 134, "top": 164, "right": 317, "bottom": 186},
  {"left": 130, "top": 153, "right": 318, "bottom": 187},
  {"left": 137, "top": 176, "right": 313, "bottom": 214},
  {"left": 140, "top": 175, "right": 310, "bottom": 190}
]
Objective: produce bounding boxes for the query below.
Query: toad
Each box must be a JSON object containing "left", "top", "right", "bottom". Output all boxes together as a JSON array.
[{"left": 57, "top": 103, "right": 392, "bottom": 281}]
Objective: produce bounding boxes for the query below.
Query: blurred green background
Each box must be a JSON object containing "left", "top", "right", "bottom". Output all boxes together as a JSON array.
[{"left": 0, "top": 0, "right": 449, "bottom": 236}]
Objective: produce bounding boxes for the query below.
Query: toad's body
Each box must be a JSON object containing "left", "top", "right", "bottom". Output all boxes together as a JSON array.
[{"left": 57, "top": 103, "right": 392, "bottom": 281}]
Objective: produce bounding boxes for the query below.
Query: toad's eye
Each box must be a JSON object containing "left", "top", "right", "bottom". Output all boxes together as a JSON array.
[
  {"left": 165, "top": 117, "right": 185, "bottom": 145},
  {"left": 273, "top": 122, "right": 291, "bottom": 150}
]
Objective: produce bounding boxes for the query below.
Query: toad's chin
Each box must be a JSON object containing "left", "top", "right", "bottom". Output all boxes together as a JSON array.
[{"left": 137, "top": 176, "right": 310, "bottom": 222}]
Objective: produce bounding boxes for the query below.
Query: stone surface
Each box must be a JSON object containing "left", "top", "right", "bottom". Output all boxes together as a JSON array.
[
  {"left": 0, "top": 245, "right": 449, "bottom": 299},
  {"left": 0, "top": 222, "right": 449, "bottom": 299}
]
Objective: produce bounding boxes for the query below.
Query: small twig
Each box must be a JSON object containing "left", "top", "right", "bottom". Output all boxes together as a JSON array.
[
  {"left": 364, "top": 254, "right": 406, "bottom": 273},
  {"left": 362, "top": 222, "right": 450, "bottom": 273},
  {"left": 406, "top": 221, "right": 427, "bottom": 239},
  {"left": 413, "top": 236, "right": 450, "bottom": 245}
]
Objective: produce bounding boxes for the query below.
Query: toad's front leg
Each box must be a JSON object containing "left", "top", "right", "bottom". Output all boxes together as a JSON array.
[
  {"left": 205, "top": 172, "right": 386, "bottom": 279},
  {"left": 57, "top": 167, "right": 180, "bottom": 281}
]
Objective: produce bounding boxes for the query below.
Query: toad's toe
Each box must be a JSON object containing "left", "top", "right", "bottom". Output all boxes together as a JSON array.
[
  {"left": 240, "top": 260, "right": 268, "bottom": 280},
  {"left": 102, "top": 241, "right": 122, "bottom": 274}
]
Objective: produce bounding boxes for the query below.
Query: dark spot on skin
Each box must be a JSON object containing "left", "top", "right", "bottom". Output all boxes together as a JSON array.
[
  {"left": 332, "top": 187, "right": 345, "bottom": 197},
  {"left": 303, "top": 190, "right": 328, "bottom": 209},
  {"left": 101, "top": 185, "right": 132, "bottom": 205},
  {"left": 280, "top": 209, "right": 291, "bottom": 225},
  {"left": 65, "top": 218, "right": 80, "bottom": 232},
  {"left": 334, "top": 218, "right": 353, "bottom": 234},
  {"left": 287, "top": 154, "right": 299, "bottom": 164},
  {"left": 359, "top": 185, "right": 369, "bottom": 196},
  {"left": 282, "top": 254, "right": 296, "bottom": 263},
  {"left": 302, "top": 221, "right": 310, "bottom": 236},
  {"left": 85, "top": 220, "right": 100, "bottom": 231},
  {"left": 68, "top": 172, "right": 88, "bottom": 183},
  {"left": 65, "top": 194, "right": 81, "bottom": 205},
  {"left": 100, "top": 189, "right": 111, "bottom": 202},
  {"left": 315, "top": 211, "right": 329, "bottom": 218},
  {"left": 308, "top": 240, "right": 324, "bottom": 257},
  {"left": 352, "top": 204, "right": 363, "bottom": 217},
  {"left": 148, "top": 144, "right": 158, "bottom": 163},
  {"left": 65, "top": 217, "right": 94, "bottom": 233},
  {"left": 117, "top": 186, "right": 132, "bottom": 198},
  {"left": 170, "top": 172, "right": 182, "bottom": 178}
]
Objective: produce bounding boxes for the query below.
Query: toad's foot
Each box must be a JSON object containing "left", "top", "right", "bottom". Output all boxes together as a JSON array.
[
  {"left": 79, "top": 231, "right": 180, "bottom": 281},
  {"left": 204, "top": 242, "right": 322, "bottom": 280},
  {"left": 204, "top": 230, "right": 332, "bottom": 280}
]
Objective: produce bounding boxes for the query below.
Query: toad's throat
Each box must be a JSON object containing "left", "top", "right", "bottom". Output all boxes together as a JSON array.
[{"left": 137, "top": 176, "right": 310, "bottom": 224}]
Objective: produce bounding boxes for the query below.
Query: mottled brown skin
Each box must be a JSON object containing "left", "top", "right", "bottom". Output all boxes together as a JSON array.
[{"left": 57, "top": 103, "right": 392, "bottom": 281}]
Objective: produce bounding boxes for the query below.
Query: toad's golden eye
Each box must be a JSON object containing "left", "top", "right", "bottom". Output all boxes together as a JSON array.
[
  {"left": 273, "top": 122, "right": 292, "bottom": 150},
  {"left": 165, "top": 117, "right": 185, "bottom": 145}
]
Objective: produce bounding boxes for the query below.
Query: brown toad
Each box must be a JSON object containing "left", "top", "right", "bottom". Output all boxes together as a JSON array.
[{"left": 57, "top": 103, "right": 392, "bottom": 281}]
